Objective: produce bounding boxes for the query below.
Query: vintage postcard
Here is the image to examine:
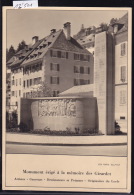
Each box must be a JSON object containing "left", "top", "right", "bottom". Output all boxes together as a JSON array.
[{"left": 2, "top": 7, "right": 132, "bottom": 192}]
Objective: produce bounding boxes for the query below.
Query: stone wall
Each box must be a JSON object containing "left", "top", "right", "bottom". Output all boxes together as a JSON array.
[{"left": 19, "top": 97, "right": 98, "bottom": 133}]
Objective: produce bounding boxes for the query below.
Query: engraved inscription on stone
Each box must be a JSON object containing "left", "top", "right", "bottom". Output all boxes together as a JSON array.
[{"left": 38, "top": 99, "right": 76, "bottom": 117}]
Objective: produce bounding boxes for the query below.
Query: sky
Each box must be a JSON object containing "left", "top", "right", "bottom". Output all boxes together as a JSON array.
[{"left": 6, "top": 9, "right": 128, "bottom": 50}]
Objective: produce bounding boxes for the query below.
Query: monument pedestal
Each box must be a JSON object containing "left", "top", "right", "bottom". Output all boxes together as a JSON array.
[{"left": 94, "top": 31, "right": 115, "bottom": 135}]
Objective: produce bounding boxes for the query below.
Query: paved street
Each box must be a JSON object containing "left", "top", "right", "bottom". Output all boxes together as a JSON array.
[{"left": 6, "top": 143, "right": 127, "bottom": 156}]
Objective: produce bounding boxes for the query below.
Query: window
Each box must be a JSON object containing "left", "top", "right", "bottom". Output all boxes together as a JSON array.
[
  {"left": 74, "top": 66, "right": 80, "bottom": 73},
  {"left": 23, "top": 81, "right": 25, "bottom": 88},
  {"left": 121, "top": 43, "right": 126, "bottom": 56},
  {"left": 120, "top": 66, "right": 126, "bottom": 82},
  {"left": 50, "top": 76, "right": 59, "bottom": 84},
  {"left": 23, "top": 93, "right": 25, "bottom": 98},
  {"left": 48, "top": 42, "right": 51, "bottom": 46},
  {"left": 12, "top": 79, "right": 15, "bottom": 85},
  {"left": 51, "top": 50, "right": 57, "bottom": 57},
  {"left": 85, "top": 67, "right": 90, "bottom": 74},
  {"left": 61, "top": 51, "right": 66, "bottom": 58},
  {"left": 74, "top": 53, "right": 90, "bottom": 61},
  {"left": 57, "top": 51, "right": 61, "bottom": 58},
  {"left": 80, "top": 54, "right": 90, "bottom": 61},
  {"left": 80, "top": 67, "right": 84, "bottom": 74},
  {"left": 38, "top": 52, "right": 42, "bottom": 56},
  {"left": 50, "top": 63, "right": 60, "bottom": 71},
  {"left": 120, "top": 116, "right": 125, "bottom": 120},
  {"left": 74, "top": 79, "right": 90, "bottom": 86},
  {"left": 30, "top": 79, "right": 32, "bottom": 86},
  {"left": 16, "top": 79, "right": 18, "bottom": 86},
  {"left": 50, "top": 50, "right": 68, "bottom": 59},
  {"left": 120, "top": 90, "right": 126, "bottom": 105},
  {"left": 12, "top": 91, "right": 15, "bottom": 96},
  {"left": 74, "top": 53, "right": 80, "bottom": 60},
  {"left": 19, "top": 90, "right": 21, "bottom": 96},
  {"left": 27, "top": 80, "right": 29, "bottom": 88},
  {"left": 53, "top": 90, "right": 59, "bottom": 97},
  {"left": 33, "top": 77, "right": 42, "bottom": 85},
  {"left": 74, "top": 66, "right": 90, "bottom": 74},
  {"left": 19, "top": 78, "right": 21, "bottom": 85},
  {"left": 16, "top": 91, "right": 17, "bottom": 97}
]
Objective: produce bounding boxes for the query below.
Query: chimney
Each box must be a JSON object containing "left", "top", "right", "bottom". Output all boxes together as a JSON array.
[
  {"left": 63, "top": 22, "right": 71, "bottom": 41},
  {"left": 24, "top": 44, "right": 28, "bottom": 49},
  {"left": 113, "top": 24, "right": 118, "bottom": 34},
  {"left": 32, "top": 36, "right": 39, "bottom": 45},
  {"left": 51, "top": 29, "right": 56, "bottom": 34}
]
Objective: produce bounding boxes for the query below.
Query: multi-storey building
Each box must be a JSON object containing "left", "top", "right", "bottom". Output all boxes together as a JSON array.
[
  {"left": 7, "top": 22, "right": 94, "bottom": 109},
  {"left": 8, "top": 40, "right": 42, "bottom": 110},
  {"left": 73, "top": 25, "right": 96, "bottom": 55},
  {"left": 69, "top": 13, "right": 128, "bottom": 133},
  {"left": 112, "top": 13, "right": 128, "bottom": 132}
]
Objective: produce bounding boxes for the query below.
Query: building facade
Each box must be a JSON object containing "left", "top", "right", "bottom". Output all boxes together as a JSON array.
[
  {"left": 113, "top": 14, "right": 128, "bottom": 132},
  {"left": 7, "top": 23, "right": 94, "bottom": 109},
  {"left": 73, "top": 13, "right": 128, "bottom": 132}
]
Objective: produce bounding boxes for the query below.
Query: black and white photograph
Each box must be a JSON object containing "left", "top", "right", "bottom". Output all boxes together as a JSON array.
[{"left": 2, "top": 7, "right": 132, "bottom": 192}]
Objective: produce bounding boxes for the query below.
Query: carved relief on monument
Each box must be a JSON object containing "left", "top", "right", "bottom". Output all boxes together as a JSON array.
[{"left": 38, "top": 99, "right": 76, "bottom": 117}]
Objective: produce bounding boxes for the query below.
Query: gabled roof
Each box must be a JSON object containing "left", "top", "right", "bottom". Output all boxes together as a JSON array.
[
  {"left": 9, "top": 40, "right": 42, "bottom": 68},
  {"left": 51, "top": 31, "right": 90, "bottom": 54},
  {"left": 6, "top": 56, "right": 15, "bottom": 66},
  {"left": 21, "top": 29, "right": 90, "bottom": 66},
  {"left": 76, "top": 34, "right": 95, "bottom": 46},
  {"left": 21, "top": 29, "right": 62, "bottom": 66}
]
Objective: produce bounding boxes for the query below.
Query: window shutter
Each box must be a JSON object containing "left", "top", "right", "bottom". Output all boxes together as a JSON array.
[
  {"left": 66, "top": 52, "right": 68, "bottom": 59},
  {"left": 121, "top": 43, "right": 126, "bottom": 56},
  {"left": 88, "top": 67, "right": 90, "bottom": 74},
  {"left": 57, "top": 77, "right": 59, "bottom": 84},
  {"left": 80, "top": 54, "right": 83, "bottom": 61},
  {"left": 57, "top": 64, "right": 60, "bottom": 71},
  {"left": 120, "top": 90, "right": 126, "bottom": 104},
  {"left": 57, "top": 51, "right": 61, "bottom": 58},
  {"left": 88, "top": 55, "right": 90, "bottom": 62},
  {"left": 50, "top": 63, "right": 52, "bottom": 70},
  {"left": 121, "top": 66, "right": 126, "bottom": 82},
  {"left": 50, "top": 50, "right": 52, "bottom": 57},
  {"left": 50, "top": 76, "right": 52, "bottom": 84},
  {"left": 80, "top": 67, "right": 84, "bottom": 74}
]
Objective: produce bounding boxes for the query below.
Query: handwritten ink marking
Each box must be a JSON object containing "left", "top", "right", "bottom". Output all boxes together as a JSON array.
[{"left": 13, "top": 1, "right": 38, "bottom": 9}]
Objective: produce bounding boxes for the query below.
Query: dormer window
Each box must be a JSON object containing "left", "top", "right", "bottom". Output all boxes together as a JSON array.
[
  {"left": 48, "top": 42, "right": 51, "bottom": 46},
  {"left": 43, "top": 44, "right": 46, "bottom": 48},
  {"left": 39, "top": 45, "right": 43, "bottom": 49},
  {"left": 38, "top": 52, "right": 42, "bottom": 56}
]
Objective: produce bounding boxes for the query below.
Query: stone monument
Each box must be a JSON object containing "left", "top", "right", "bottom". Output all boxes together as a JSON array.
[
  {"left": 19, "top": 97, "right": 98, "bottom": 133},
  {"left": 94, "top": 31, "right": 115, "bottom": 135}
]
